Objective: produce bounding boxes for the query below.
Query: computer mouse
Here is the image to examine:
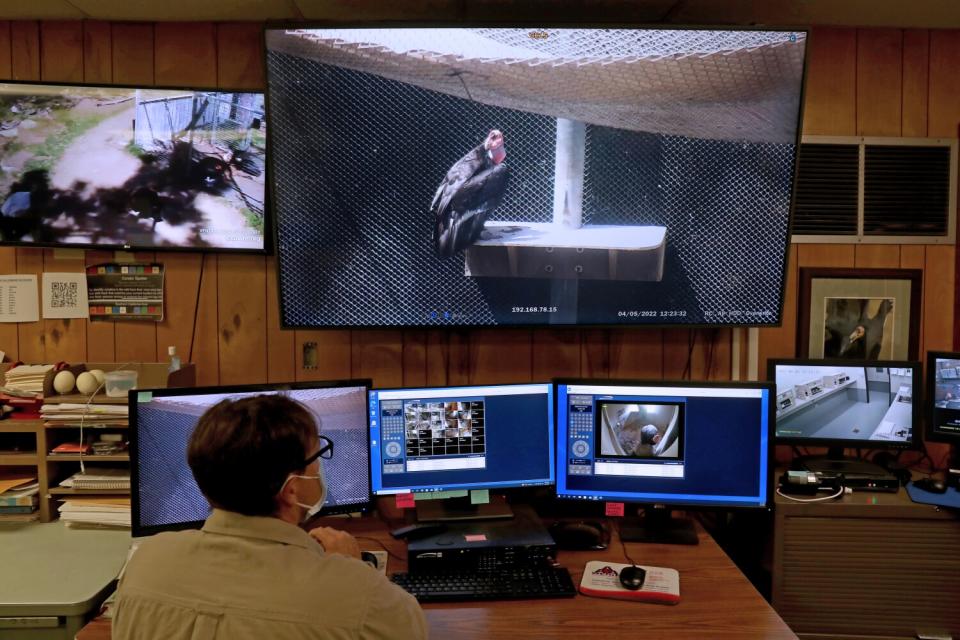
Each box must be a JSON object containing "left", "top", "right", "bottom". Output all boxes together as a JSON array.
[
  {"left": 548, "top": 521, "right": 608, "bottom": 550},
  {"left": 619, "top": 565, "right": 647, "bottom": 591},
  {"left": 913, "top": 478, "right": 948, "bottom": 494}
]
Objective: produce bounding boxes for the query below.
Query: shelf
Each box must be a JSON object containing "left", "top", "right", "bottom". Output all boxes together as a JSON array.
[
  {"left": 0, "top": 453, "right": 39, "bottom": 465},
  {"left": 45, "top": 423, "right": 128, "bottom": 429},
  {"left": 46, "top": 454, "right": 130, "bottom": 462},
  {"left": 0, "top": 419, "right": 42, "bottom": 433},
  {"left": 49, "top": 487, "right": 130, "bottom": 496}
]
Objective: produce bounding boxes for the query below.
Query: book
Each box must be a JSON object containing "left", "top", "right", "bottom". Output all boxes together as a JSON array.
[
  {"left": 0, "top": 485, "right": 39, "bottom": 507},
  {"left": 65, "top": 468, "right": 130, "bottom": 490},
  {"left": 50, "top": 442, "right": 94, "bottom": 455},
  {"left": 579, "top": 561, "right": 681, "bottom": 605},
  {"left": 0, "top": 505, "right": 37, "bottom": 514}
]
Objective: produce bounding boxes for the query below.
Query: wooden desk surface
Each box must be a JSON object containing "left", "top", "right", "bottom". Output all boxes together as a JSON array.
[{"left": 77, "top": 513, "right": 795, "bottom": 640}]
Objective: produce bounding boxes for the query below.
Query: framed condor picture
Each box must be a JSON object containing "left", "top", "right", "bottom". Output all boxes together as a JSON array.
[{"left": 798, "top": 268, "right": 922, "bottom": 361}]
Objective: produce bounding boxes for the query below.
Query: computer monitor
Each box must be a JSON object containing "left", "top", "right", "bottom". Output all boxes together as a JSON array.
[
  {"left": 768, "top": 359, "right": 919, "bottom": 475},
  {"left": 926, "top": 351, "right": 960, "bottom": 470},
  {"left": 368, "top": 382, "right": 554, "bottom": 520},
  {"left": 554, "top": 379, "right": 773, "bottom": 545},
  {"left": 131, "top": 380, "right": 371, "bottom": 537}
]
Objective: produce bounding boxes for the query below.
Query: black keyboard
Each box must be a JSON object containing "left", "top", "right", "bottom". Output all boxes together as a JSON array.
[{"left": 391, "top": 566, "right": 577, "bottom": 603}]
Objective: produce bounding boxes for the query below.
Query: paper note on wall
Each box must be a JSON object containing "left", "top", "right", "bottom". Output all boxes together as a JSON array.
[{"left": 0, "top": 274, "right": 39, "bottom": 323}]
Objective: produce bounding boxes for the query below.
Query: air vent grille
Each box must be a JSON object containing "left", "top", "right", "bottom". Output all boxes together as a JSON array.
[
  {"left": 792, "top": 137, "right": 956, "bottom": 243},
  {"left": 792, "top": 143, "right": 859, "bottom": 235},
  {"left": 864, "top": 145, "right": 951, "bottom": 235}
]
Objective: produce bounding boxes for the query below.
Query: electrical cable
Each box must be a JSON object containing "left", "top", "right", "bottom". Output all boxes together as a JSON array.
[
  {"left": 617, "top": 521, "right": 638, "bottom": 566},
  {"left": 776, "top": 486, "right": 847, "bottom": 502}
]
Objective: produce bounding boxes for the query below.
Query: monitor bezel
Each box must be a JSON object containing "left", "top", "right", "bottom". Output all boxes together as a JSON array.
[
  {"left": 0, "top": 79, "right": 272, "bottom": 255},
  {"left": 129, "top": 378, "right": 372, "bottom": 538},
  {"left": 367, "top": 381, "right": 556, "bottom": 496},
  {"left": 766, "top": 358, "right": 921, "bottom": 451},
  {"left": 263, "top": 23, "right": 809, "bottom": 330},
  {"left": 925, "top": 350, "right": 960, "bottom": 445},
  {"left": 552, "top": 377, "right": 776, "bottom": 511}
]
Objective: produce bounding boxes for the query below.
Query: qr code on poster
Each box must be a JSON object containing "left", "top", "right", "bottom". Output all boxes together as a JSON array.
[{"left": 51, "top": 281, "right": 78, "bottom": 308}]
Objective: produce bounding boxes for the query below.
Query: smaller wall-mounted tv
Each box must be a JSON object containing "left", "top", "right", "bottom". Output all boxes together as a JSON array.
[{"left": 0, "top": 82, "right": 268, "bottom": 253}]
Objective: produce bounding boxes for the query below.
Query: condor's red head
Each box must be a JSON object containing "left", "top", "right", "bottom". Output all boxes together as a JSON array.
[{"left": 484, "top": 129, "right": 506, "bottom": 165}]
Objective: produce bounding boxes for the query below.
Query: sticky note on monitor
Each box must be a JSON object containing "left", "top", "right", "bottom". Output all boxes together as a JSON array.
[{"left": 470, "top": 489, "right": 490, "bottom": 505}]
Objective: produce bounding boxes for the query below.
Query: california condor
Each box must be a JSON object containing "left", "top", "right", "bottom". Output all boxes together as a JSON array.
[{"left": 431, "top": 129, "right": 510, "bottom": 258}]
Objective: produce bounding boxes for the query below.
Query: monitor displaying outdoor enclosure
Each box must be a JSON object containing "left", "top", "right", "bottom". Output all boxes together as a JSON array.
[
  {"left": 0, "top": 82, "right": 268, "bottom": 252},
  {"left": 265, "top": 27, "right": 808, "bottom": 327}
]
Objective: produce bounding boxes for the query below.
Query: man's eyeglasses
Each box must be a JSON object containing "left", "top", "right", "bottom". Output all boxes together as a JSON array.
[{"left": 302, "top": 434, "right": 333, "bottom": 466}]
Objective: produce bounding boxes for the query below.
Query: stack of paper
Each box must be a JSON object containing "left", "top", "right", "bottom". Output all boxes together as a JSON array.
[
  {"left": 60, "top": 468, "right": 130, "bottom": 490},
  {"left": 2, "top": 364, "right": 53, "bottom": 394},
  {"left": 42, "top": 403, "right": 129, "bottom": 426},
  {"left": 0, "top": 474, "right": 40, "bottom": 521},
  {"left": 59, "top": 497, "right": 131, "bottom": 529}
]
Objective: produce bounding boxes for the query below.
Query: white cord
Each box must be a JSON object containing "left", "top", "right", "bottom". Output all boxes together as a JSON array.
[
  {"left": 76, "top": 363, "right": 135, "bottom": 475},
  {"left": 776, "top": 486, "right": 848, "bottom": 502}
]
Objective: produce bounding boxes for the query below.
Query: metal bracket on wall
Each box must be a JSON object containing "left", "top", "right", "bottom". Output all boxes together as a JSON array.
[{"left": 302, "top": 342, "right": 318, "bottom": 369}]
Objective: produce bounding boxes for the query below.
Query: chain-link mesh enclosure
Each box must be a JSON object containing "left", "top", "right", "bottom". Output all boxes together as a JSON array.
[{"left": 266, "top": 28, "right": 803, "bottom": 327}]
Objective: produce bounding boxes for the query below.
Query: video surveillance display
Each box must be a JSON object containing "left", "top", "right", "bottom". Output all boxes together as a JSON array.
[
  {"left": 771, "top": 363, "right": 916, "bottom": 445},
  {"left": 0, "top": 83, "right": 267, "bottom": 252},
  {"left": 265, "top": 27, "right": 807, "bottom": 327},
  {"left": 132, "top": 384, "right": 369, "bottom": 535},
  {"left": 597, "top": 402, "right": 683, "bottom": 460},
  {"left": 930, "top": 354, "right": 960, "bottom": 440},
  {"left": 369, "top": 383, "right": 554, "bottom": 494}
]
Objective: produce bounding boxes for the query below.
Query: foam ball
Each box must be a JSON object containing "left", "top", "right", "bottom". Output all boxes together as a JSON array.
[
  {"left": 53, "top": 370, "right": 76, "bottom": 394},
  {"left": 88, "top": 369, "right": 105, "bottom": 385},
  {"left": 76, "top": 371, "right": 99, "bottom": 395}
]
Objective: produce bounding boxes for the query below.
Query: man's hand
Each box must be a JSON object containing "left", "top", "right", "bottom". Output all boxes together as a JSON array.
[{"left": 308, "top": 526, "right": 361, "bottom": 559}]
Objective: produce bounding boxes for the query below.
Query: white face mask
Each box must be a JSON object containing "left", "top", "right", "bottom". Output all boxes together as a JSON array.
[{"left": 281, "top": 458, "right": 327, "bottom": 521}]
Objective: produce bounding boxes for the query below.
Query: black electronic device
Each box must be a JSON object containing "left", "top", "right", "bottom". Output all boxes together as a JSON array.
[
  {"left": 264, "top": 26, "right": 808, "bottom": 329},
  {"left": 618, "top": 565, "right": 647, "bottom": 591},
  {"left": 769, "top": 359, "right": 920, "bottom": 480},
  {"left": 555, "top": 379, "right": 774, "bottom": 545},
  {"left": 548, "top": 520, "right": 608, "bottom": 551},
  {"left": 406, "top": 507, "right": 557, "bottom": 573},
  {"left": 912, "top": 478, "right": 947, "bottom": 494},
  {"left": 390, "top": 566, "right": 577, "bottom": 603},
  {"left": 130, "top": 380, "right": 372, "bottom": 537},
  {"left": 390, "top": 523, "right": 448, "bottom": 540},
  {"left": 926, "top": 351, "right": 960, "bottom": 476},
  {"left": 0, "top": 81, "right": 269, "bottom": 253}
]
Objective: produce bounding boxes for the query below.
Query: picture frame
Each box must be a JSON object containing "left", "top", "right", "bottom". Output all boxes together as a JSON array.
[{"left": 797, "top": 268, "right": 922, "bottom": 361}]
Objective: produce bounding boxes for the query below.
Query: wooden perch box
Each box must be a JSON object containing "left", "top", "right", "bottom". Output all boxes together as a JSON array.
[{"left": 465, "top": 222, "right": 666, "bottom": 281}]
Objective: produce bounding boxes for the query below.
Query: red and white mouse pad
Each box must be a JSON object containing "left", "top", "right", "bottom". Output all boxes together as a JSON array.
[{"left": 579, "top": 561, "right": 680, "bottom": 604}]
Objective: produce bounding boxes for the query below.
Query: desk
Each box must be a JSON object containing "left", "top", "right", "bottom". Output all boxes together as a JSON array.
[
  {"left": 0, "top": 521, "right": 130, "bottom": 639},
  {"left": 77, "top": 513, "right": 794, "bottom": 640}
]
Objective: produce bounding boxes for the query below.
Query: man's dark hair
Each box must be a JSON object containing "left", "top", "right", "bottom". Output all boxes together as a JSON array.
[{"left": 187, "top": 394, "right": 317, "bottom": 516}]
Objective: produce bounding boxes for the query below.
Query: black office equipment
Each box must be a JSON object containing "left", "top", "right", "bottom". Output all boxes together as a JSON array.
[
  {"left": 769, "top": 359, "right": 920, "bottom": 483},
  {"left": 405, "top": 508, "right": 557, "bottom": 573},
  {"left": 130, "top": 380, "right": 372, "bottom": 537},
  {"left": 0, "top": 81, "right": 269, "bottom": 253},
  {"left": 555, "top": 379, "right": 774, "bottom": 545},
  {"left": 264, "top": 26, "right": 808, "bottom": 328},
  {"left": 390, "top": 566, "right": 577, "bottom": 603}
]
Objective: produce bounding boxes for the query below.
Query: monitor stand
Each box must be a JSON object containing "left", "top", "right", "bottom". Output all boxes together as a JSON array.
[
  {"left": 797, "top": 447, "right": 889, "bottom": 477},
  {"left": 415, "top": 494, "right": 514, "bottom": 522},
  {"left": 619, "top": 506, "right": 699, "bottom": 546}
]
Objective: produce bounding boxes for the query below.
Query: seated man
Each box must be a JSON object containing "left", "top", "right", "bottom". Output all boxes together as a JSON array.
[{"left": 114, "top": 394, "right": 427, "bottom": 640}]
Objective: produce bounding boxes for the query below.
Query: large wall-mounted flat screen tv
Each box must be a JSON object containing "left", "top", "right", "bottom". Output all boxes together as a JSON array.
[
  {"left": 265, "top": 27, "right": 807, "bottom": 327},
  {"left": 0, "top": 82, "right": 268, "bottom": 252}
]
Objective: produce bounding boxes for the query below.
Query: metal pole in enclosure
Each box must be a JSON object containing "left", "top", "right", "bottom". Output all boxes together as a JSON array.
[{"left": 552, "top": 118, "right": 586, "bottom": 229}]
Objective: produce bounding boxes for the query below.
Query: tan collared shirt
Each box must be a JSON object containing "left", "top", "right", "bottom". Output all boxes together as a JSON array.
[{"left": 113, "top": 510, "right": 427, "bottom": 640}]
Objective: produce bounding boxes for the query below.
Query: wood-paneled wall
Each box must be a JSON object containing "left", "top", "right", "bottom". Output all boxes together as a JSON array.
[{"left": 0, "top": 25, "right": 956, "bottom": 455}]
